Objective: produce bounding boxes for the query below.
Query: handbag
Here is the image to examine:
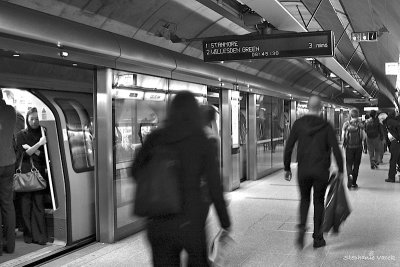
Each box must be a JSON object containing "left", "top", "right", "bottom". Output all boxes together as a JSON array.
[{"left": 13, "top": 156, "right": 47, "bottom": 192}]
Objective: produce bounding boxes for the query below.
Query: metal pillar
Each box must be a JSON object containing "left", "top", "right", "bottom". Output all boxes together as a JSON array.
[
  {"left": 220, "top": 89, "right": 234, "bottom": 191},
  {"left": 95, "top": 68, "right": 115, "bottom": 243},
  {"left": 339, "top": 109, "right": 344, "bottom": 140},
  {"left": 290, "top": 101, "right": 297, "bottom": 127},
  {"left": 247, "top": 93, "right": 257, "bottom": 181}
]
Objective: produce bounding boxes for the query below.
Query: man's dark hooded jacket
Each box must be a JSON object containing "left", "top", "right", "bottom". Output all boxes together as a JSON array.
[{"left": 284, "top": 115, "right": 343, "bottom": 179}]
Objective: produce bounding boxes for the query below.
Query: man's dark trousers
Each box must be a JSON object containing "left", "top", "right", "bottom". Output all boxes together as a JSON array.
[
  {"left": 0, "top": 164, "right": 16, "bottom": 253},
  {"left": 345, "top": 147, "right": 363, "bottom": 186},
  {"left": 388, "top": 141, "right": 400, "bottom": 181},
  {"left": 298, "top": 175, "right": 328, "bottom": 239}
]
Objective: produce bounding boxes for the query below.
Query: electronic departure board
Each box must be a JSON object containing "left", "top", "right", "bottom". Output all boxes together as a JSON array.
[{"left": 203, "top": 31, "right": 334, "bottom": 62}]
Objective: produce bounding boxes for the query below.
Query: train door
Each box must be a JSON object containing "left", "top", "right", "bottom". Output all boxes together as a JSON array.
[
  {"left": 0, "top": 88, "right": 94, "bottom": 265},
  {"left": 38, "top": 90, "right": 95, "bottom": 244}
]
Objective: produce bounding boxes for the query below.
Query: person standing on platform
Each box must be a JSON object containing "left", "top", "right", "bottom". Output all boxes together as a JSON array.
[
  {"left": 283, "top": 95, "right": 343, "bottom": 249},
  {"left": 362, "top": 114, "right": 370, "bottom": 154},
  {"left": 383, "top": 111, "right": 400, "bottom": 183},
  {"left": 0, "top": 90, "right": 17, "bottom": 254},
  {"left": 365, "top": 110, "right": 384, "bottom": 169},
  {"left": 342, "top": 108, "right": 365, "bottom": 189}
]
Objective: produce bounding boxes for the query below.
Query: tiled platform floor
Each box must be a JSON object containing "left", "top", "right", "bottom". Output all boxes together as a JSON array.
[{"left": 43, "top": 151, "right": 400, "bottom": 267}]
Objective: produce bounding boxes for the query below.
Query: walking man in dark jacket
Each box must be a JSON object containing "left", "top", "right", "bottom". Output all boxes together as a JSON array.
[{"left": 283, "top": 95, "right": 343, "bottom": 249}]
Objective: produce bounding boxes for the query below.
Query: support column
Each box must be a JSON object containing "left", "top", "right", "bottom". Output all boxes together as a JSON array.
[
  {"left": 290, "top": 101, "right": 297, "bottom": 127},
  {"left": 95, "top": 68, "right": 115, "bottom": 243},
  {"left": 220, "top": 89, "right": 233, "bottom": 191},
  {"left": 247, "top": 93, "right": 257, "bottom": 181},
  {"left": 339, "top": 109, "right": 344, "bottom": 141}
]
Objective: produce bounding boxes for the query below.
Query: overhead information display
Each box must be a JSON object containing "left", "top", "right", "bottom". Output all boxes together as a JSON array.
[{"left": 203, "top": 31, "right": 334, "bottom": 62}]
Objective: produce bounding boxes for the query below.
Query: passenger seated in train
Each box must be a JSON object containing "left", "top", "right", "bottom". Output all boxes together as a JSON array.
[{"left": 15, "top": 107, "right": 48, "bottom": 245}]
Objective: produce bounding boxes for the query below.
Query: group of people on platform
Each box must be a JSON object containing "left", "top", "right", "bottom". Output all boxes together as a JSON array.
[
  {"left": 0, "top": 90, "right": 48, "bottom": 255},
  {"left": 284, "top": 96, "right": 400, "bottom": 251},
  {"left": 342, "top": 108, "right": 400, "bottom": 187}
]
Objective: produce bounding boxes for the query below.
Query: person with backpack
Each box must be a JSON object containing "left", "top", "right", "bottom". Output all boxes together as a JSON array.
[
  {"left": 131, "top": 91, "right": 231, "bottom": 266},
  {"left": 365, "top": 110, "right": 384, "bottom": 169},
  {"left": 342, "top": 109, "right": 366, "bottom": 189}
]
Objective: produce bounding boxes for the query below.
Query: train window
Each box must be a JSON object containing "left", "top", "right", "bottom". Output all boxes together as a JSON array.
[
  {"left": 113, "top": 98, "right": 166, "bottom": 164},
  {"left": 55, "top": 98, "right": 94, "bottom": 172}
]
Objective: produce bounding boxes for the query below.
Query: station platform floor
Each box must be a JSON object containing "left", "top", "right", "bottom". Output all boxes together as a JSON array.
[{"left": 43, "top": 151, "right": 400, "bottom": 267}]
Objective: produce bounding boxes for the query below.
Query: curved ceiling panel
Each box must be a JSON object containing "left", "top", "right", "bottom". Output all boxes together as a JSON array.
[{"left": 5, "top": 0, "right": 364, "bottom": 106}]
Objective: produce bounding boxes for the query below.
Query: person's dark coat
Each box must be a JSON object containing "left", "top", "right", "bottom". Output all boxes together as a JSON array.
[
  {"left": 15, "top": 123, "right": 46, "bottom": 176},
  {"left": 132, "top": 125, "right": 230, "bottom": 229},
  {"left": 384, "top": 114, "right": 400, "bottom": 143},
  {"left": 284, "top": 115, "right": 344, "bottom": 178}
]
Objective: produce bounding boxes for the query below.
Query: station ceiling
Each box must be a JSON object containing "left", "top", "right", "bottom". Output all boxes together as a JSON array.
[{"left": 4, "top": 0, "right": 400, "bottom": 110}]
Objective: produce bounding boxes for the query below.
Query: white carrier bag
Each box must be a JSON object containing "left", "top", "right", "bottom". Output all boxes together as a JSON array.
[{"left": 208, "top": 229, "right": 235, "bottom": 266}]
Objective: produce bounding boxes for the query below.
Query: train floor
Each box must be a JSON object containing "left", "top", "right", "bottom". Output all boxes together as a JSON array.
[
  {"left": 0, "top": 230, "right": 61, "bottom": 266},
  {"left": 42, "top": 150, "right": 400, "bottom": 267}
]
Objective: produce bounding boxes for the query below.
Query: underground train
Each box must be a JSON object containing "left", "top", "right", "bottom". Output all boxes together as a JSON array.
[{"left": 0, "top": 2, "right": 351, "bottom": 265}]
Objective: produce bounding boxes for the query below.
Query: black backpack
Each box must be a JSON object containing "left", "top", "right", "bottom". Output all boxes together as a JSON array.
[
  {"left": 345, "top": 122, "right": 362, "bottom": 149},
  {"left": 133, "top": 142, "right": 183, "bottom": 217},
  {"left": 365, "top": 118, "right": 380, "bottom": 138}
]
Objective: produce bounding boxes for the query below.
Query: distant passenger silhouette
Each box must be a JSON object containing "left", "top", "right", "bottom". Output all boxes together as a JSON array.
[
  {"left": 132, "top": 91, "right": 231, "bottom": 266},
  {"left": 0, "top": 89, "right": 17, "bottom": 254},
  {"left": 283, "top": 95, "right": 343, "bottom": 249}
]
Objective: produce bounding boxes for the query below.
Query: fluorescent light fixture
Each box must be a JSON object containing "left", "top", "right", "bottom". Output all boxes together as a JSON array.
[
  {"left": 364, "top": 107, "right": 379, "bottom": 111},
  {"left": 60, "top": 51, "right": 69, "bottom": 57}
]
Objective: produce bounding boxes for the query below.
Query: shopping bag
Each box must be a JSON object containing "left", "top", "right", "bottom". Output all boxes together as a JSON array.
[
  {"left": 322, "top": 174, "right": 351, "bottom": 233},
  {"left": 208, "top": 229, "right": 234, "bottom": 267}
]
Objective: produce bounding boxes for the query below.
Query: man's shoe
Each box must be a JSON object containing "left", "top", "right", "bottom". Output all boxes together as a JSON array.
[
  {"left": 296, "top": 227, "right": 307, "bottom": 249},
  {"left": 313, "top": 238, "right": 326, "bottom": 248},
  {"left": 385, "top": 179, "right": 395, "bottom": 183},
  {"left": 348, "top": 174, "right": 353, "bottom": 188},
  {"left": 351, "top": 184, "right": 359, "bottom": 189},
  {"left": 371, "top": 165, "right": 376, "bottom": 169}
]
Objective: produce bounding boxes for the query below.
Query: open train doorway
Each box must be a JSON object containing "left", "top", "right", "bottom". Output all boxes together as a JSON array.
[{"left": 0, "top": 88, "right": 95, "bottom": 266}]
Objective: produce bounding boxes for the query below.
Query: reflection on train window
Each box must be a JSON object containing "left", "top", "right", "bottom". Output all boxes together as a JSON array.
[
  {"left": 55, "top": 99, "right": 94, "bottom": 172},
  {"left": 113, "top": 98, "right": 166, "bottom": 163}
]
